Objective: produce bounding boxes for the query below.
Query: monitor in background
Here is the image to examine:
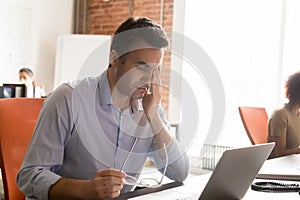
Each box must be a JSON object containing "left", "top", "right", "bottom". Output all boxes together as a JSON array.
[
  {"left": 0, "top": 87, "right": 3, "bottom": 98},
  {"left": 0, "top": 83, "right": 43, "bottom": 98},
  {"left": 2, "top": 83, "right": 26, "bottom": 98}
]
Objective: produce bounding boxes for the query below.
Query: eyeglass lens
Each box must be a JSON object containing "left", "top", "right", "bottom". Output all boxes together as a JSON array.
[
  {"left": 123, "top": 143, "right": 168, "bottom": 187},
  {"left": 124, "top": 174, "right": 138, "bottom": 185}
]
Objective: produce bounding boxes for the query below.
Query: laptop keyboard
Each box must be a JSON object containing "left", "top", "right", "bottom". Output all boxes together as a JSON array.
[{"left": 175, "top": 193, "right": 200, "bottom": 200}]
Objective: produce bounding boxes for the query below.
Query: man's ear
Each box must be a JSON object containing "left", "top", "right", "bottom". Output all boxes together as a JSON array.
[{"left": 109, "top": 50, "right": 119, "bottom": 66}]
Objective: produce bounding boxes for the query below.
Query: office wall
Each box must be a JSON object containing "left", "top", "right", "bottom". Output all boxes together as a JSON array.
[
  {"left": 0, "top": 0, "right": 74, "bottom": 93},
  {"left": 30, "top": 0, "right": 74, "bottom": 93},
  {"left": 0, "top": 3, "right": 31, "bottom": 84},
  {"left": 85, "top": 0, "right": 174, "bottom": 114},
  {"left": 86, "top": 0, "right": 174, "bottom": 35}
]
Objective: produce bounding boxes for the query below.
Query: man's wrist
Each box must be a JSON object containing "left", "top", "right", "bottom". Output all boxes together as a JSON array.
[{"left": 148, "top": 115, "right": 164, "bottom": 135}]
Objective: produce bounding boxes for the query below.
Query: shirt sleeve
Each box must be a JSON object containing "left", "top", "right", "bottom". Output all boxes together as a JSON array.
[
  {"left": 268, "top": 109, "right": 288, "bottom": 138},
  {"left": 17, "top": 84, "right": 74, "bottom": 200},
  {"left": 152, "top": 139, "right": 190, "bottom": 182},
  {"left": 149, "top": 106, "right": 190, "bottom": 182}
]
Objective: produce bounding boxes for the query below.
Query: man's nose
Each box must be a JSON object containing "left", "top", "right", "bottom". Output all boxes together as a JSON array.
[{"left": 140, "top": 76, "right": 149, "bottom": 85}]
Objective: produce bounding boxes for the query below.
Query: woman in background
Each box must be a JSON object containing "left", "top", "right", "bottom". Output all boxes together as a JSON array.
[
  {"left": 18, "top": 67, "right": 47, "bottom": 97},
  {"left": 268, "top": 71, "right": 300, "bottom": 158}
]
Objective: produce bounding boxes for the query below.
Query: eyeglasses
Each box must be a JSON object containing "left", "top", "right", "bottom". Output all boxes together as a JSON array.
[{"left": 120, "top": 140, "right": 168, "bottom": 188}]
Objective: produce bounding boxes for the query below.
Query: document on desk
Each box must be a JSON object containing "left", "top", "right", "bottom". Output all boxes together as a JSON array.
[
  {"left": 257, "top": 168, "right": 300, "bottom": 181},
  {"left": 258, "top": 155, "right": 300, "bottom": 181},
  {"left": 128, "top": 175, "right": 207, "bottom": 200}
]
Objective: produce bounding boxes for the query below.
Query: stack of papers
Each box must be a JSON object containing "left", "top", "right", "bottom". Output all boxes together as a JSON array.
[{"left": 257, "top": 154, "right": 300, "bottom": 181}]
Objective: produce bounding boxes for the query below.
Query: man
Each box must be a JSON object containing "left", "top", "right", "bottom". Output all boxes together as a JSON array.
[{"left": 17, "top": 17, "right": 189, "bottom": 200}]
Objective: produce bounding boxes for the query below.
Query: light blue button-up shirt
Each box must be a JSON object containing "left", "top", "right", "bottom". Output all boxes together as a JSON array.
[{"left": 17, "top": 70, "right": 189, "bottom": 200}]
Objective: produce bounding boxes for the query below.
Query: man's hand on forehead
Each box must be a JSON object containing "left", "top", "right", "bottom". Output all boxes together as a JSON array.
[{"left": 151, "top": 67, "right": 162, "bottom": 93}]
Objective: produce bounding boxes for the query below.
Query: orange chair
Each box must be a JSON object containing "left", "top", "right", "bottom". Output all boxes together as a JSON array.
[
  {"left": 0, "top": 98, "right": 44, "bottom": 200},
  {"left": 238, "top": 106, "right": 269, "bottom": 145}
]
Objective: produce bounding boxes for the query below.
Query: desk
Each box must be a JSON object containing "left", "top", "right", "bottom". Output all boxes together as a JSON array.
[
  {"left": 118, "top": 154, "right": 300, "bottom": 200},
  {"left": 125, "top": 174, "right": 299, "bottom": 200}
]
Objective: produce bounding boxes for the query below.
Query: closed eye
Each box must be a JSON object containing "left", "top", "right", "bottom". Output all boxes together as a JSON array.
[{"left": 137, "top": 64, "right": 148, "bottom": 71}]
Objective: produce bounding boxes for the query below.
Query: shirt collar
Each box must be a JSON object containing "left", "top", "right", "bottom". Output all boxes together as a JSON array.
[
  {"left": 99, "top": 69, "right": 113, "bottom": 106},
  {"left": 98, "top": 69, "right": 144, "bottom": 112}
]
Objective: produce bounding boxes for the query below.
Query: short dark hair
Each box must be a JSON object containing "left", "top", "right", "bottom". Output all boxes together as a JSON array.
[
  {"left": 285, "top": 71, "right": 300, "bottom": 105},
  {"left": 19, "top": 67, "right": 34, "bottom": 77},
  {"left": 110, "top": 17, "right": 169, "bottom": 56}
]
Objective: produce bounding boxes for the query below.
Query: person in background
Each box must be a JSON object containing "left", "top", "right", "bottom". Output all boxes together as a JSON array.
[
  {"left": 18, "top": 67, "right": 47, "bottom": 97},
  {"left": 17, "top": 17, "right": 189, "bottom": 200},
  {"left": 268, "top": 71, "right": 300, "bottom": 158}
]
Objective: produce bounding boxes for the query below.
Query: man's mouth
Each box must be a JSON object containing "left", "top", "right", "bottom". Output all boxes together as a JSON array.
[
  {"left": 135, "top": 86, "right": 150, "bottom": 96},
  {"left": 137, "top": 87, "right": 147, "bottom": 90},
  {"left": 137, "top": 84, "right": 150, "bottom": 91}
]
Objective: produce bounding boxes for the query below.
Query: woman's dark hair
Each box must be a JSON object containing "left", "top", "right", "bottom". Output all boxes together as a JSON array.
[
  {"left": 110, "top": 17, "right": 169, "bottom": 57},
  {"left": 285, "top": 71, "right": 300, "bottom": 105},
  {"left": 19, "top": 67, "right": 34, "bottom": 77}
]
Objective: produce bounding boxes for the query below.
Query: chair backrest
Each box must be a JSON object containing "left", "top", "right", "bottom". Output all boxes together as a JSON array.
[
  {"left": 0, "top": 98, "right": 44, "bottom": 200},
  {"left": 238, "top": 106, "right": 269, "bottom": 145}
]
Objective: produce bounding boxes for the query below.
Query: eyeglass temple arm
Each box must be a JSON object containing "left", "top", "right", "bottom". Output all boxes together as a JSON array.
[
  {"left": 158, "top": 143, "right": 168, "bottom": 184},
  {"left": 120, "top": 138, "right": 139, "bottom": 171}
]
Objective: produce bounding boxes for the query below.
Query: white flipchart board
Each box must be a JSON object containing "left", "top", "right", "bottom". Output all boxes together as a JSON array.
[{"left": 54, "top": 34, "right": 111, "bottom": 89}]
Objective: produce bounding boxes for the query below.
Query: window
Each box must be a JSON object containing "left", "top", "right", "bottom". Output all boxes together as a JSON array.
[{"left": 172, "top": 0, "right": 300, "bottom": 157}]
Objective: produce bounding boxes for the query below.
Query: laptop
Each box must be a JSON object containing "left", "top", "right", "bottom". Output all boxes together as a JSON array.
[
  {"left": 197, "top": 142, "right": 275, "bottom": 200},
  {"left": 123, "top": 142, "right": 275, "bottom": 200}
]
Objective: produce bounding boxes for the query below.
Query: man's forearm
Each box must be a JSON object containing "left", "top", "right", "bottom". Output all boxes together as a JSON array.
[
  {"left": 149, "top": 115, "right": 173, "bottom": 150},
  {"left": 49, "top": 178, "right": 91, "bottom": 200},
  {"left": 49, "top": 169, "right": 125, "bottom": 200}
]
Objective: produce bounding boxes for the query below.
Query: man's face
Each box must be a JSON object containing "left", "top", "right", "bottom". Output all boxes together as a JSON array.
[{"left": 113, "top": 48, "right": 163, "bottom": 100}]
